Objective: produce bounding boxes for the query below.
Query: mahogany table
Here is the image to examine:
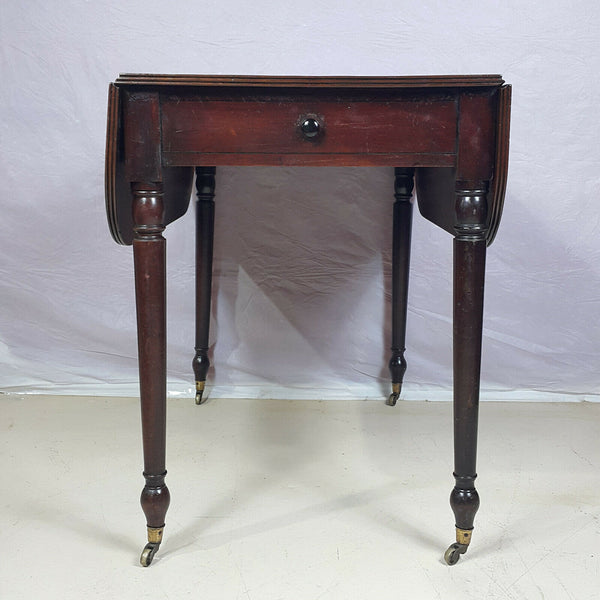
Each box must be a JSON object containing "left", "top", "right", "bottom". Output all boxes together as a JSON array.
[{"left": 104, "top": 74, "right": 511, "bottom": 566}]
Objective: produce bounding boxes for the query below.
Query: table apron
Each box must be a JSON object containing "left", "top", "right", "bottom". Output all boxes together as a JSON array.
[{"left": 162, "top": 151, "right": 456, "bottom": 167}]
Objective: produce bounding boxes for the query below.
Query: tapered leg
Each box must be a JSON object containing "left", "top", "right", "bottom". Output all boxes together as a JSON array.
[
  {"left": 387, "top": 167, "right": 414, "bottom": 406},
  {"left": 445, "top": 182, "right": 488, "bottom": 565},
  {"left": 192, "top": 167, "right": 216, "bottom": 404},
  {"left": 132, "top": 183, "right": 171, "bottom": 567}
]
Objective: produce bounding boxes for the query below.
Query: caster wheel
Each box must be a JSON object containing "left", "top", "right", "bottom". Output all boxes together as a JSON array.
[
  {"left": 386, "top": 392, "right": 399, "bottom": 406},
  {"left": 195, "top": 381, "right": 206, "bottom": 405},
  {"left": 140, "top": 543, "right": 160, "bottom": 567},
  {"left": 444, "top": 543, "right": 467, "bottom": 566}
]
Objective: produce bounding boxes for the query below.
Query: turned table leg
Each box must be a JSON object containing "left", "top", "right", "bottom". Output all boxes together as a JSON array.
[
  {"left": 443, "top": 181, "right": 488, "bottom": 565},
  {"left": 132, "top": 182, "right": 170, "bottom": 567},
  {"left": 387, "top": 167, "right": 414, "bottom": 406},
  {"left": 192, "top": 167, "right": 216, "bottom": 405}
]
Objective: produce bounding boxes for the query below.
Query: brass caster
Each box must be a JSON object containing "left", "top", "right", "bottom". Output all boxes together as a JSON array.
[
  {"left": 140, "top": 542, "right": 160, "bottom": 567},
  {"left": 195, "top": 381, "right": 206, "bottom": 405},
  {"left": 386, "top": 383, "right": 401, "bottom": 406},
  {"left": 444, "top": 542, "right": 468, "bottom": 565}
]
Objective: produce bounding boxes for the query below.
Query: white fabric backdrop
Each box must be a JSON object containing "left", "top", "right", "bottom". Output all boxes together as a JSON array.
[{"left": 1, "top": 0, "right": 599, "bottom": 400}]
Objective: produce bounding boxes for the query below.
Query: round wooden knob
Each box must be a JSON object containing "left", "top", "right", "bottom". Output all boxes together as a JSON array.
[{"left": 300, "top": 117, "right": 321, "bottom": 139}]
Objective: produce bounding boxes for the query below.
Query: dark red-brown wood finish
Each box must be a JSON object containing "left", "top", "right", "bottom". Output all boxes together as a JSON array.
[{"left": 104, "top": 74, "right": 511, "bottom": 567}]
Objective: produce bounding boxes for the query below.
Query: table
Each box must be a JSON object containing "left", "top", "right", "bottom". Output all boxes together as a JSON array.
[{"left": 104, "top": 74, "right": 511, "bottom": 566}]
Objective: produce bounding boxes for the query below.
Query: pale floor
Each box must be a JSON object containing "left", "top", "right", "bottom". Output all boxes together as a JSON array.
[{"left": 2, "top": 395, "right": 599, "bottom": 600}]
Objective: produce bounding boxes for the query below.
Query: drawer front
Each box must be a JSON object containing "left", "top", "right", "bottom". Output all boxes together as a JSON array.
[{"left": 160, "top": 97, "right": 457, "bottom": 166}]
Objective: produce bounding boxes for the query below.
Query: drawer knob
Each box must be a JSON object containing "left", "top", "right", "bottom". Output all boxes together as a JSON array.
[{"left": 300, "top": 117, "right": 321, "bottom": 139}]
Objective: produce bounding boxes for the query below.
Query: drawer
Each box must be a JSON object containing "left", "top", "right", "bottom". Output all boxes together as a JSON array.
[{"left": 160, "top": 95, "right": 458, "bottom": 167}]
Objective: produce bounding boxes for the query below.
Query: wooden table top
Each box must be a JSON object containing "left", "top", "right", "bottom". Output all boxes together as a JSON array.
[
  {"left": 105, "top": 74, "right": 510, "bottom": 247},
  {"left": 114, "top": 73, "right": 505, "bottom": 89}
]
